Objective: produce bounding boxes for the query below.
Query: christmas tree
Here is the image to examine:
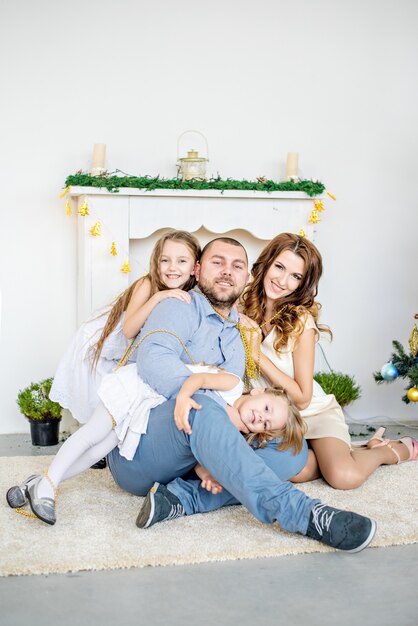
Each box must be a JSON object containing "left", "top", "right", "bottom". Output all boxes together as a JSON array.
[{"left": 373, "top": 316, "right": 418, "bottom": 404}]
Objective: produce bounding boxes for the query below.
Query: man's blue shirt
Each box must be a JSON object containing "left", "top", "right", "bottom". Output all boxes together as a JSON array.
[{"left": 134, "top": 288, "right": 245, "bottom": 406}]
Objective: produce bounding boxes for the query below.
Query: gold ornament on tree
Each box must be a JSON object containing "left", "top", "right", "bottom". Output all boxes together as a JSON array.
[
  {"left": 326, "top": 190, "right": 336, "bottom": 200},
  {"left": 408, "top": 323, "right": 418, "bottom": 357},
  {"left": 406, "top": 387, "right": 418, "bottom": 403},
  {"left": 299, "top": 229, "right": 306, "bottom": 237},
  {"left": 65, "top": 200, "right": 72, "bottom": 216},
  {"left": 110, "top": 241, "right": 118, "bottom": 256},
  {"left": 59, "top": 186, "right": 70, "bottom": 198},
  {"left": 89, "top": 221, "right": 102, "bottom": 237},
  {"left": 121, "top": 259, "right": 131, "bottom": 273}
]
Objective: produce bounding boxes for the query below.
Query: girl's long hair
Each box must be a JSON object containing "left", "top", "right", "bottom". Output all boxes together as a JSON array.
[
  {"left": 241, "top": 232, "right": 331, "bottom": 351},
  {"left": 91, "top": 230, "right": 201, "bottom": 368},
  {"left": 245, "top": 386, "right": 306, "bottom": 454}
]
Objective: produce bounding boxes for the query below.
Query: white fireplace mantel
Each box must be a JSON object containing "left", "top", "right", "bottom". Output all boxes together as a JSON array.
[{"left": 69, "top": 186, "right": 320, "bottom": 324}]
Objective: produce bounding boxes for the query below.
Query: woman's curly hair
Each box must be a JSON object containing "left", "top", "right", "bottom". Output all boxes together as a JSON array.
[{"left": 241, "top": 232, "right": 331, "bottom": 351}]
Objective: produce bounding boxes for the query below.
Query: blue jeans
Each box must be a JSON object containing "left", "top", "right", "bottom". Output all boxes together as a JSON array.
[
  {"left": 108, "top": 395, "right": 318, "bottom": 534},
  {"left": 168, "top": 434, "right": 308, "bottom": 515}
]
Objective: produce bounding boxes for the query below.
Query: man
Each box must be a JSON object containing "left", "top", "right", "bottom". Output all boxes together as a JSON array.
[{"left": 108, "top": 237, "right": 376, "bottom": 552}]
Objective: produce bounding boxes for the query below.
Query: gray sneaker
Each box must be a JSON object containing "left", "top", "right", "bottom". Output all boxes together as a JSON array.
[
  {"left": 26, "top": 475, "right": 56, "bottom": 525},
  {"left": 306, "top": 503, "right": 376, "bottom": 553},
  {"left": 136, "top": 482, "right": 185, "bottom": 529},
  {"left": 6, "top": 475, "right": 38, "bottom": 508}
]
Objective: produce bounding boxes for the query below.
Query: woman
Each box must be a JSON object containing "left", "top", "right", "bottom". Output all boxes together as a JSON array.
[{"left": 240, "top": 232, "right": 417, "bottom": 489}]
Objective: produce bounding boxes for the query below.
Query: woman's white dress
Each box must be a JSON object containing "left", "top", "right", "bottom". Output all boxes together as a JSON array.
[{"left": 253, "top": 313, "right": 351, "bottom": 447}]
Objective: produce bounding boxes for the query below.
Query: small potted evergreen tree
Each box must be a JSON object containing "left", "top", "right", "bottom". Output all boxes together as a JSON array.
[
  {"left": 314, "top": 371, "right": 361, "bottom": 407},
  {"left": 16, "top": 377, "right": 62, "bottom": 446}
]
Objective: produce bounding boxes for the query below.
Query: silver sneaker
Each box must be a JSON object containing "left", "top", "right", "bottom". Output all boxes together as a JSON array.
[
  {"left": 26, "top": 475, "right": 56, "bottom": 525},
  {"left": 6, "top": 475, "right": 38, "bottom": 508}
]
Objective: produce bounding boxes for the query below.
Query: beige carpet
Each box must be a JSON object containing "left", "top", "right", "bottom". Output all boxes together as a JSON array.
[{"left": 1, "top": 456, "right": 417, "bottom": 576}]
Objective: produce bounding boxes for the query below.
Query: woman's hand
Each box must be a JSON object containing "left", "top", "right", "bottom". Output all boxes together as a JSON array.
[
  {"left": 174, "top": 393, "right": 202, "bottom": 435},
  {"left": 156, "top": 289, "right": 191, "bottom": 304},
  {"left": 194, "top": 464, "right": 223, "bottom": 494}
]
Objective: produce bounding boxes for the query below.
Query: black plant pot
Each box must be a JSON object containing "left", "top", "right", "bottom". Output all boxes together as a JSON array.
[{"left": 29, "top": 418, "right": 61, "bottom": 446}]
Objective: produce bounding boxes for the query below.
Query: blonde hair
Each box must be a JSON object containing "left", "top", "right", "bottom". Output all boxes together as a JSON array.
[
  {"left": 241, "top": 232, "right": 331, "bottom": 352},
  {"left": 91, "top": 230, "right": 201, "bottom": 368},
  {"left": 245, "top": 386, "right": 306, "bottom": 455}
]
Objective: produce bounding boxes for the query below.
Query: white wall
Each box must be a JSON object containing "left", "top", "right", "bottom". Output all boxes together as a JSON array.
[{"left": 1, "top": 0, "right": 417, "bottom": 434}]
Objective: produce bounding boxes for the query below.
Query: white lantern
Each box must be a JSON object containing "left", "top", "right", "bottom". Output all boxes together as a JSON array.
[{"left": 177, "top": 131, "right": 209, "bottom": 181}]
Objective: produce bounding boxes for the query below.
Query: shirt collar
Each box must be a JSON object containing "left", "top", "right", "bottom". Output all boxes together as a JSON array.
[{"left": 191, "top": 287, "right": 239, "bottom": 325}]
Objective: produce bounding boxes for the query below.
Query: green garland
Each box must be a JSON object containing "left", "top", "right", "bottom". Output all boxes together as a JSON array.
[{"left": 64, "top": 172, "right": 325, "bottom": 196}]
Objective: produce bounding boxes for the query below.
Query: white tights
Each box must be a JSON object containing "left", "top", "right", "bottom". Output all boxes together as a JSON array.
[{"left": 36, "top": 402, "right": 118, "bottom": 500}]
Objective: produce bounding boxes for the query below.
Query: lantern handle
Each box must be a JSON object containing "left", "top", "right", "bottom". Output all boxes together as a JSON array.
[{"left": 177, "top": 130, "right": 209, "bottom": 161}]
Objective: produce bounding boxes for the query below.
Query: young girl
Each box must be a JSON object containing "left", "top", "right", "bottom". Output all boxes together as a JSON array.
[
  {"left": 6, "top": 230, "right": 200, "bottom": 523},
  {"left": 173, "top": 365, "right": 305, "bottom": 495},
  {"left": 240, "top": 232, "right": 418, "bottom": 490},
  {"left": 7, "top": 363, "right": 304, "bottom": 525},
  {"left": 50, "top": 230, "right": 200, "bottom": 423}
]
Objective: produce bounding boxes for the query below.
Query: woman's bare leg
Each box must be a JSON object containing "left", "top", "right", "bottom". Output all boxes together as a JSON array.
[
  {"left": 291, "top": 448, "right": 321, "bottom": 483},
  {"left": 310, "top": 437, "right": 409, "bottom": 490}
]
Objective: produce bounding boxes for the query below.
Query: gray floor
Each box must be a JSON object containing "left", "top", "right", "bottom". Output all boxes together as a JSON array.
[{"left": 2, "top": 428, "right": 417, "bottom": 626}]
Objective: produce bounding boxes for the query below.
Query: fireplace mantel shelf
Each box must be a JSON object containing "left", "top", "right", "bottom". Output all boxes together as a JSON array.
[
  {"left": 69, "top": 186, "right": 319, "bottom": 323},
  {"left": 69, "top": 186, "right": 313, "bottom": 200}
]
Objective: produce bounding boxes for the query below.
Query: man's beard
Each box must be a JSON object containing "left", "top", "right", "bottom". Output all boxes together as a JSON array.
[{"left": 198, "top": 276, "right": 244, "bottom": 310}]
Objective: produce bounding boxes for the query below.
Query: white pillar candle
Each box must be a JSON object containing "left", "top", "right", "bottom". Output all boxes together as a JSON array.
[
  {"left": 285, "top": 152, "right": 299, "bottom": 180},
  {"left": 91, "top": 143, "right": 106, "bottom": 175}
]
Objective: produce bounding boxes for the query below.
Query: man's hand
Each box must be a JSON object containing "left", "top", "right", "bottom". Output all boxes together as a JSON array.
[
  {"left": 195, "top": 464, "right": 223, "bottom": 494},
  {"left": 174, "top": 393, "right": 202, "bottom": 435}
]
